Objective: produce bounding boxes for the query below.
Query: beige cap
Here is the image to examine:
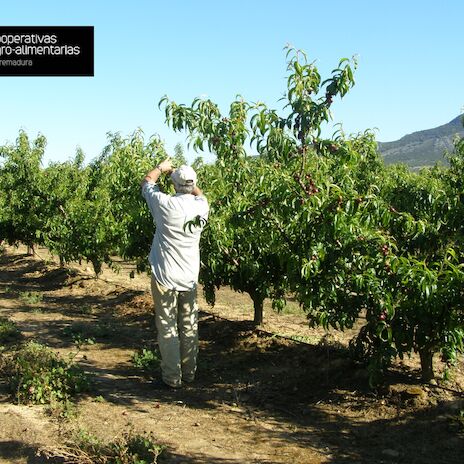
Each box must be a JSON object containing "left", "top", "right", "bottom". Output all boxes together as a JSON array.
[{"left": 171, "top": 165, "right": 197, "bottom": 186}]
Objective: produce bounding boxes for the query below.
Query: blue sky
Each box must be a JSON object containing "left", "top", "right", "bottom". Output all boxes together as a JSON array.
[{"left": 1, "top": 0, "right": 463, "bottom": 164}]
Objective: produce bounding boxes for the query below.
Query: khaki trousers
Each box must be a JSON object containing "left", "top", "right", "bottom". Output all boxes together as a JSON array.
[{"left": 151, "top": 276, "right": 198, "bottom": 387}]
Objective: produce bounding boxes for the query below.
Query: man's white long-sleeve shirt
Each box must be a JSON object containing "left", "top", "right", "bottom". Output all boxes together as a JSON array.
[{"left": 141, "top": 181, "right": 209, "bottom": 291}]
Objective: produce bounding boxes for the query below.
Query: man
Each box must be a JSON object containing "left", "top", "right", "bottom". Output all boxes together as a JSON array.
[{"left": 141, "top": 158, "right": 209, "bottom": 388}]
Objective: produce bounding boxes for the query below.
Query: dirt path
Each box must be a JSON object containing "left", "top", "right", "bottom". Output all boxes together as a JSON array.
[{"left": 0, "top": 246, "right": 463, "bottom": 463}]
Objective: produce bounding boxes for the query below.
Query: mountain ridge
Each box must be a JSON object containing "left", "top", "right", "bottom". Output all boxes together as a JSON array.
[{"left": 378, "top": 115, "right": 464, "bottom": 168}]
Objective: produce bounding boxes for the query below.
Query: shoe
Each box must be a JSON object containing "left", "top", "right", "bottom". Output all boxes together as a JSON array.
[{"left": 152, "top": 378, "right": 181, "bottom": 390}]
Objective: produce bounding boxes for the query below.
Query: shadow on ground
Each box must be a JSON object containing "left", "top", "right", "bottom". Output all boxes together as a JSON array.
[{"left": 0, "top": 249, "right": 463, "bottom": 464}]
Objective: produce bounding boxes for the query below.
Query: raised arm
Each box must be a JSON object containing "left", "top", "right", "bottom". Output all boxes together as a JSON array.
[
  {"left": 141, "top": 158, "right": 173, "bottom": 186},
  {"left": 191, "top": 185, "right": 204, "bottom": 197}
]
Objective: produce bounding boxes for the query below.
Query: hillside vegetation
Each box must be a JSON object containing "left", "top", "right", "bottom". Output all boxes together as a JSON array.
[{"left": 378, "top": 115, "right": 464, "bottom": 168}]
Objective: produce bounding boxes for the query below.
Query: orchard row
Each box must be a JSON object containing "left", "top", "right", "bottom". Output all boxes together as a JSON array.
[{"left": 1, "top": 48, "right": 463, "bottom": 383}]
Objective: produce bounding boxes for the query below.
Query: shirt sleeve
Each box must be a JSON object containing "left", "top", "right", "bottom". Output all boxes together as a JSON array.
[
  {"left": 141, "top": 181, "right": 169, "bottom": 222},
  {"left": 194, "top": 195, "right": 209, "bottom": 221}
]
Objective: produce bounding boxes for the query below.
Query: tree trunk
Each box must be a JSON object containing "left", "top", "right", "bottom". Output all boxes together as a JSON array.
[
  {"left": 250, "top": 292, "right": 264, "bottom": 326},
  {"left": 419, "top": 348, "right": 434, "bottom": 381},
  {"left": 90, "top": 258, "right": 102, "bottom": 278}
]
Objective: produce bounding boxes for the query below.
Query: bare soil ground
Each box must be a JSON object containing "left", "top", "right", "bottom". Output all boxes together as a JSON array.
[{"left": 0, "top": 245, "right": 463, "bottom": 464}]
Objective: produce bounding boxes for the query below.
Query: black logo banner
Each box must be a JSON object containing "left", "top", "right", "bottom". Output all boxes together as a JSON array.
[{"left": 0, "top": 26, "right": 94, "bottom": 76}]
